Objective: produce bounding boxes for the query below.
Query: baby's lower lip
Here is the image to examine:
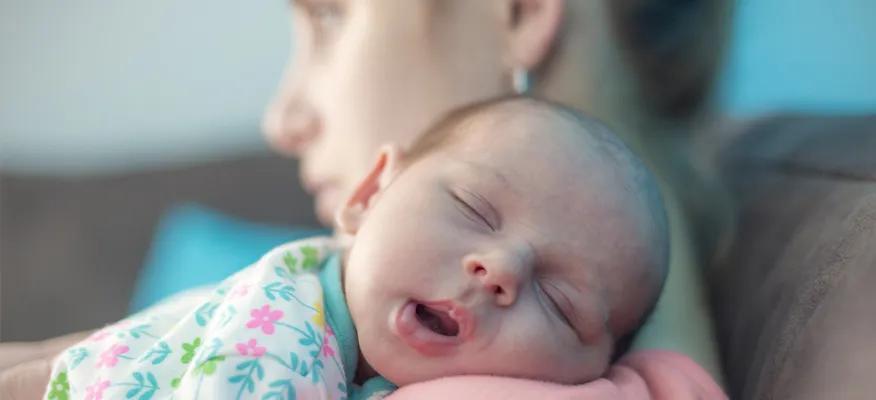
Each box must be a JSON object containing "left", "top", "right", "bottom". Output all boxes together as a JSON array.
[{"left": 392, "top": 301, "right": 468, "bottom": 357}]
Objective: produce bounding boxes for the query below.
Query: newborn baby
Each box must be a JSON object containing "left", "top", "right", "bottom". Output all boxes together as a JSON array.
[{"left": 45, "top": 97, "right": 674, "bottom": 399}]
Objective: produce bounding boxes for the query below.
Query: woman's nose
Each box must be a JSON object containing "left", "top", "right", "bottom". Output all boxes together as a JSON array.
[
  {"left": 262, "top": 89, "right": 321, "bottom": 157},
  {"left": 463, "top": 247, "right": 533, "bottom": 307}
]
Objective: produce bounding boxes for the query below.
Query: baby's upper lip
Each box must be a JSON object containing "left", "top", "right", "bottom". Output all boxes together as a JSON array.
[
  {"left": 392, "top": 298, "right": 478, "bottom": 357},
  {"left": 418, "top": 299, "right": 476, "bottom": 341}
]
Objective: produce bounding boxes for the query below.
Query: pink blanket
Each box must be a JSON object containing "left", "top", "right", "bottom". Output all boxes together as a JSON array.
[{"left": 387, "top": 350, "right": 726, "bottom": 399}]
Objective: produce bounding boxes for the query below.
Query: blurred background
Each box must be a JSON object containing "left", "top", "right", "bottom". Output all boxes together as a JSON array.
[{"left": 1, "top": 0, "right": 875, "bottom": 341}]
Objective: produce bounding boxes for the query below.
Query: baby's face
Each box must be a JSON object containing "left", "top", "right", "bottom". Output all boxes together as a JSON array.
[{"left": 343, "top": 114, "right": 642, "bottom": 385}]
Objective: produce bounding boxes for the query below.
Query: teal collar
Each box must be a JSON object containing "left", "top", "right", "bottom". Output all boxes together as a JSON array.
[
  {"left": 319, "top": 252, "right": 358, "bottom": 381},
  {"left": 319, "top": 252, "right": 395, "bottom": 398}
]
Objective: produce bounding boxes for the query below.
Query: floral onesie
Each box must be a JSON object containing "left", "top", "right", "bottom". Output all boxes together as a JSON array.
[{"left": 45, "top": 237, "right": 395, "bottom": 400}]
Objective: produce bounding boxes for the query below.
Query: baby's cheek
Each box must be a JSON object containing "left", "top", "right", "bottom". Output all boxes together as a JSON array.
[{"left": 497, "top": 324, "right": 608, "bottom": 383}]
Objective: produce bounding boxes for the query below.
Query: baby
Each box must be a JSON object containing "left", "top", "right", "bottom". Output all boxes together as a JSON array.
[{"left": 44, "top": 97, "right": 673, "bottom": 399}]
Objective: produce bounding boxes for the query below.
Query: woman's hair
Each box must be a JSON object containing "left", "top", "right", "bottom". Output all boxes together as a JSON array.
[{"left": 607, "top": 0, "right": 733, "bottom": 118}]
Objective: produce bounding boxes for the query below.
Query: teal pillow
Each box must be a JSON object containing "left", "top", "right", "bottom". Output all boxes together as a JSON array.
[
  {"left": 718, "top": 0, "right": 876, "bottom": 115},
  {"left": 129, "top": 203, "right": 325, "bottom": 312}
]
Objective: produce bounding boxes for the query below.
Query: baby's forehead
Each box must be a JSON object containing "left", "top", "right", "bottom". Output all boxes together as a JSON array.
[
  {"left": 449, "top": 102, "right": 615, "bottom": 177},
  {"left": 445, "top": 103, "right": 639, "bottom": 226}
]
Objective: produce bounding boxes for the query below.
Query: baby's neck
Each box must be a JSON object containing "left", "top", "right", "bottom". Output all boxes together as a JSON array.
[
  {"left": 338, "top": 244, "right": 380, "bottom": 384},
  {"left": 354, "top": 354, "right": 379, "bottom": 384}
]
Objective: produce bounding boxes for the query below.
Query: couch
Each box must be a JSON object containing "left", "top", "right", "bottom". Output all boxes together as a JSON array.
[{"left": 2, "top": 115, "right": 874, "bottom": 399}]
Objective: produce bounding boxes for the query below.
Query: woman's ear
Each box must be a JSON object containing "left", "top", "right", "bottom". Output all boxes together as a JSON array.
[
  {"left": 335, "top": 144, "right": 403, "bottom": 235},
  {"left": 503, "top": 0, "right": 564, "bottom": 71}
]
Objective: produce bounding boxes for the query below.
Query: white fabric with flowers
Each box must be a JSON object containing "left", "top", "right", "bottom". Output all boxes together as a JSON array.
[{"left": 45, "top": 237, "right": 394, "bottom": 400}]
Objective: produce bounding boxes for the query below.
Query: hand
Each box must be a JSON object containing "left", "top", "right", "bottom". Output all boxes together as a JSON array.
[
  {"left": 1, "top": 331, "right": 93, "bottom": 370},
  {"left": 0, "top": 358, "right": 52, "bottom": 400},
  {"left": 0, "top": 330, "right": 93, "bottom": 400}
]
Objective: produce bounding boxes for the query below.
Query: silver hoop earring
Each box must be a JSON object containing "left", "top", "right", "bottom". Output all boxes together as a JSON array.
[{"left": 512, "top": 67, "right": 531, "bottom": 94}]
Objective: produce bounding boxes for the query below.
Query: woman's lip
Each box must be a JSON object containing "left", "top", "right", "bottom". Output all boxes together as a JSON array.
[{"left": 391, "top": 300, "right": 474, "bottom": 357}]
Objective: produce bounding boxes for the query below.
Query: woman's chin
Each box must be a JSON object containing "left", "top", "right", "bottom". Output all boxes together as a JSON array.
[{"left": 315, "top": 191, "right": 342, "bottom": 226}]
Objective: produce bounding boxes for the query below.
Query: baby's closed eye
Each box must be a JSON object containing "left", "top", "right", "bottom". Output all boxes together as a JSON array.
[
  {"left": 448, "top": 187, "right": 497, "bottom": 232},
  {"left": 539, "top": 279, "right": 575, "bottom": 328}
]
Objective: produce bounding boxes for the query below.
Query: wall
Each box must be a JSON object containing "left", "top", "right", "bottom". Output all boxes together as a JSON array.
[
  {"left": 0, "top": 0, "right": 290, "bottom": 175},
  {"left": 718, "top": 0, "right": 876, "bottom": 116}
]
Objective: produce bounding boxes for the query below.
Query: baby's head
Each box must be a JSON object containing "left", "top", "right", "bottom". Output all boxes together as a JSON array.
[{"left": 336, "top": 97, "right": 668, "bottom": 386}]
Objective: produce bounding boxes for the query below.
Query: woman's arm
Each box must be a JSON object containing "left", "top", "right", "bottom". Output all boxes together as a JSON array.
[
  {"left": 0, "top": 358, "right": 52, "bottom": 400},
  {"left": 0, "top": 330, "right": 93, "bottom": 371},
  {"left": 387, "top": 350, "right": 727, "bottom": 400},
  {"left": 0, "top": 330, "right": 92, "bottom": 399}
]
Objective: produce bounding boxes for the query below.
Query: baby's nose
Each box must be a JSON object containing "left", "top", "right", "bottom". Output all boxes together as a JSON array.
[{"left": 463, "top": 253, "right": 529, "bottom": 307}]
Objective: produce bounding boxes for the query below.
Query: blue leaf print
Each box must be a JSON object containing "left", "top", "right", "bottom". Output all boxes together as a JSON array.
[
  {"left": 67, "top": 348, "right": 89, "bottom": 370},
  {"left": 146, "top": 373, "right": 158, "bottom": 388},
  {"left": 195, "top": 302, "right": 219, "bottom": 327},
  {"left": 236, "top": 360, "right": 253, "bottom": 371},
  {"left": 255, "top": 362, "right": 265, "bottom": 380},
  {"left": 122, "top": 372, "right": 158, "bottom": 400},
  {"left": 289, "top": 352, "right": 299, "bottom": 370},
  {"left": 140, "top": 341, "right": 171, "bottom": 365},
  {"left": 274, "top": 266, "right": 291, "bottom": 280},
  {"left": 219, "top": 305, "right": 237, "bottom": 328},
  {"left": 263, "top": 282, "right": 296, "bottom": 302},
  {"left": 128, "top": 324, "right": 157, "bottom": 339},
  {"left": 310, "top": 359, "right": 324, "bottom": 384},
  {"left": 229, "top": 359, "right": 265, "bottom": 400},
  {"left": 263, "top": 379, "right": 296, "bottom": 400},
  {"left": 294, "top": 322, "right": 320, "bottom": 349},
  {"left": 126, "top": 387, "right": 141, "bottom": 399}
]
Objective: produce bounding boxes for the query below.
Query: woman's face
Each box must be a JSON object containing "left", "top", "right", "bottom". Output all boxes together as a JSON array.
[{"left": 263, "top": 0, "right": 515, "bottom": 224}]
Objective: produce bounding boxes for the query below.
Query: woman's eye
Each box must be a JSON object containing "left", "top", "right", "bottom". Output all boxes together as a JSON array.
[
  {"left": 301, "top": 1, "right": 343, "bottom": 45},
  {"left": 451, "top": 191, "right": 496, "bottom": 231},
  {"left": 312, "top": 4, "right": 341, "bottom": 30}
]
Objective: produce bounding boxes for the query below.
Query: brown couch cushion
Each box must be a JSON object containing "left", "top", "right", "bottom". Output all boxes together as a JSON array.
[
  {"left": 709, "top": 115, "right": 876, "bottom": 399},
  {"left": 0, "top": 155, "right": 318, "bottom": 341}
]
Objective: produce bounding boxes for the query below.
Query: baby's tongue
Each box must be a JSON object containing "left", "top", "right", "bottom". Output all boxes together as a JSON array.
[{"left": 415, "top": 303, "right": 459, "bottom": 336}]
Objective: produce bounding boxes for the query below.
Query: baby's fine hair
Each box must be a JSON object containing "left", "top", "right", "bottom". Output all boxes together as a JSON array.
[{"left": 404, "top": 96, "right": 670, "bottom": 360}]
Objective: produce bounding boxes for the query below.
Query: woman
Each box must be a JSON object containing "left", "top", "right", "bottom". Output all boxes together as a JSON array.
[{"left": 0, "top": 0, "right": 731, "bottom": 397}]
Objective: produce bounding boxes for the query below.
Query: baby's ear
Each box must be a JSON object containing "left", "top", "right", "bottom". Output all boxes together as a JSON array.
[{"left": 335, "top": 144, "right": 403, "bottom": 234}]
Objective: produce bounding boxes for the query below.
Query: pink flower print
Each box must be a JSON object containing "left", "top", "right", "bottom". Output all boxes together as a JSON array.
[
  {"left": 246, "top": 304, "right": 284, "bottom": 335},
  {"left": 229, "top": 283, "right": 250, "bottom": 298},
  {"left": 84, "top": 379, "right": 110, "bottom": 400},
  {"left": 96, "top": 343, "right": 129, "bottom": 368},
  {"left": 320, "top": 334, "right": 335, "bottom": 358},
  {"left": 235, "top": 339, "right": 266, "bottom": 358},
  {"left": 326, "top": 324, "right": 334, "bottom": 338}
]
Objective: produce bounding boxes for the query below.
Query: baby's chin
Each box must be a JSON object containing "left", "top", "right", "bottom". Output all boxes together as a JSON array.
[
  {"left": 366, "top": 357, "right": 470, "bottom": 387},
  {"left": 357, "top": 338, "right": 463, "bottom": 386},
  {"left": 362, "top": 344, "right": 608, "bottom": 387}
]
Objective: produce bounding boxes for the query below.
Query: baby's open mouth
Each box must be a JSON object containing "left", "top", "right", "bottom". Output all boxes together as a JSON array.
[
  {"left": 415, "top": 303, "right": 460, "bottom": 337},
  {"left": 393, "top": 300, "right": 474, "bottom": 356}
]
